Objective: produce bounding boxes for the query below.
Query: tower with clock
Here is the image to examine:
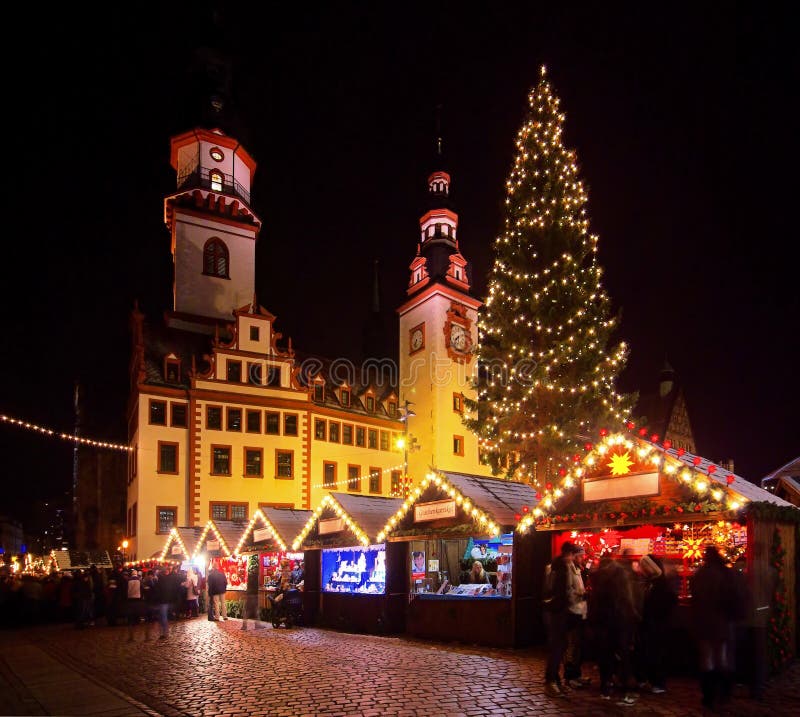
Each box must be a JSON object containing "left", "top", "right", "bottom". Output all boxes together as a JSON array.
[{"left": 397, "top": 149, "right": 491, "bottom": 482}]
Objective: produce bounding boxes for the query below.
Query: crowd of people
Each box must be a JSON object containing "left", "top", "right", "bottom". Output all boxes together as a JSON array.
[{"left": 542, "top": 541, "right": 752, "bottom": 710}]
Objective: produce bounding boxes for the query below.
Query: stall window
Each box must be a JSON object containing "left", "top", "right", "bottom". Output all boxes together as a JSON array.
[
  {"left": 329, "top": 422, "right": 340, "bottom": 443},
  {"left": 276, "top": 450, "right": 294, "bottom": 479},
  {"left": 157, "top": 441, "right": 178, "bottom": 474},
  {"left": 149, "top": 400, "right": 167, "bottom": 425},
  {"left": 323, "top": 462, "right": 337, "bottom": 488},
  {"left": 244, "top": 447, "right": 263, "bottom": 477},
  {"left": 265, "top": 412, "right": 280, "bottom": 435},
  {"left": 225, "top": 408, "right": 241, "bottom": 431},
  {"left": 227, "top": 360, "right": 242, "bottom": 383},
  {"left": 206, "top": 405, "right": 222, "bottom": 430},
  {"left": 211, "top": 445, "right": 232, "bottom": 475},
  {"left": 355, "top": 427, "right": 366, "bottom": 447},
  {"left": 453, "top": 393, "right": 463, "bottom": 413},
  {"left": 171, "top": 403, "right": 187, "bottom": 428},
  {"left": 246, "top": 409, "right": 261, "bottom": 433},
  {"left": 347, "top": 465, "right": 361, "bottom": 492},
  {"left": 391, "top": 470, "right": 402, "bottom": 495},
  {"left": 284, "top": 414, "right": 298, "bottom": 436},
  {"left": 315, "top": 419, "right": 327, "bottom": 440},
  {"left": 380, "top": 431, "right": 389, "bottom": 451},
  {"left": 369, "top": 466, "right": 381, "bottom": 494},
  {"left": 157, "top": 506, "right": 177, "bottom": 534},
  {"left": 453, "top": 435, "right": 464, "bottom": 456},
  {"left": 342, "top": 424, "right": 353, "bottom": 445}
]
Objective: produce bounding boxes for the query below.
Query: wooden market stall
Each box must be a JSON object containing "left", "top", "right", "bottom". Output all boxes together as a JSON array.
[
  {"left": 291, "top": 492, "right": 403, "bottom": 634},
  {"left": 377, "top": 471, "right": 538, "bottom": 648},
  {"left": 158, "top": 527, "right": 203, "bottom": 565},
  {"left": 519, "top": 425, "right": 799, "bottom": 670}
]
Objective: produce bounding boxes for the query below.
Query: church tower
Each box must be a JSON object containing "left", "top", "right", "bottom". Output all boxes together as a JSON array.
[
  {"left": 164, "top": 128, "right": 262, "bottom": 332},
  {"left": 397, "top": 143, "right": 490, "bottom": 482}
]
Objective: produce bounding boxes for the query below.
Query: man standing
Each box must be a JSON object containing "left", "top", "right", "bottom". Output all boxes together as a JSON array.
[
  {"left": 207, "top": 564, "right": 228, "bottom": 621},
  {"left": 543, "top": 541, "right": 579, "bottom": 698},
  {"left": 241, "top": 557, "right": 263, "bottom": 630},
  {"left": 150, "top": 566, "right": 174, "bottom": 640},
  {"left": 564, "top": 547, "right": 590, "bottom": 688}
]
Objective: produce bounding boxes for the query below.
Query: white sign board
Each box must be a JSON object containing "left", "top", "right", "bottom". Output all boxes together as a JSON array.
[
  {"left": 319, "top": 517, "right": 345, "bottom": 535},
  {"left": 253, "top": 527, "right": 271, "bottom": 543},
  {"left": 171, "top": 545, "right": 182, "bottom": 555},
  {"left": 583, "top": 472, "right": 659, "bottom": 503},
  {"left": 414, "top": 499, "right": 457, "bottom": 523},
  {"left": 206, "top": 540, "right": 220, "bottom": 551}
]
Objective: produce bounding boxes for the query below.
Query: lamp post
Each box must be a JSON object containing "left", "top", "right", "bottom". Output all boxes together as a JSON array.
[
  {"left": 398, "top": 400, "right": 416, "bottom": 498},
  {"left": 121, "top": 539, "right": 129, "bottom": 563}
]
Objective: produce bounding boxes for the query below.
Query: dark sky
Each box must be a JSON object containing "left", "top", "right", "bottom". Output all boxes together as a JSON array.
[{"left": 2, "top": 3, "right": 797, "bottom": 530}]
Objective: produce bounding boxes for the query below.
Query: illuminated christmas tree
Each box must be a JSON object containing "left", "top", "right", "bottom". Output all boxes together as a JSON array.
[{"left": 470, "top": 67, "right": 632, "bottom": 483}]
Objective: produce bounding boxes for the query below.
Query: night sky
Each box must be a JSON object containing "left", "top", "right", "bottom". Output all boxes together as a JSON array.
[{"left": 2, "top": 3, "right": 797, "bottom": 533}]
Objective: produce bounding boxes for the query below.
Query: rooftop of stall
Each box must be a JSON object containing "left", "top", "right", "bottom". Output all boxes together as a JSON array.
[
  {"left": 293, "top": 492, "right": 404, "bottom": 634},
  {"left": 379, "top": 470, "right": 538, "bottom": 648},
  {"left": 158, "top": 526, "right": 204, "bottom": 563}
]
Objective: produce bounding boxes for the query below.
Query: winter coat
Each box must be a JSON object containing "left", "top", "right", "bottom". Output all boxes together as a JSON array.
[
  {"left": 207, "top": 569, "right": 228, "bottom": 596},
  {"left": 691, "top": 560, "right": 736, "bottom": 641}
]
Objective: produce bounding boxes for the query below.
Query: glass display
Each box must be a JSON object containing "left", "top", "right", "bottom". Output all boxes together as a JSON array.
[
  {"left": 322, "top": 544, "right": 386, "bottom": 594},
  {"left": 260, "top": 551, "right": 304, "bottom": 589}
]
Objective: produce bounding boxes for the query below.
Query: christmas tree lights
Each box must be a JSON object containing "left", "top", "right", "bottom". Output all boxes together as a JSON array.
[{"left": 469, "top": 66, "right": 632, "bottom": 484}]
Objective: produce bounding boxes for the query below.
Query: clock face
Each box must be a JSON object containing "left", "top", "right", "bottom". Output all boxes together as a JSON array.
[
  {"left": 450, "top": 324, "right": 468, "bottom": 351},
  {"left": 209, "top": 147, "right": 225, "bottom": 162},
  {"left": 410, "top": 326, "right": 424, "bottom": 352}
]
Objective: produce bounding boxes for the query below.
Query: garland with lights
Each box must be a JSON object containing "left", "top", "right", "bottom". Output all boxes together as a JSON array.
[
  {"left": 291, "top": 494, "right": 370, "bottom": 550},
  {"left": 232, "top": 509, "right": 288, "bottom": 554},
  {"left": 467, "top": 65, "right": 632, "bottom": 483},
  {"left": 768, "top": 528, "right": 792, "bottom": 673},
  {"left": 1, "top": 413, "right": 131, "bottom": 451}
]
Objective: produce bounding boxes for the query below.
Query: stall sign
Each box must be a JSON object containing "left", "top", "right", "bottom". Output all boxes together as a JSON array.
[
  {"left": 414, "top": 499, "right": 456, "bottom": 523},
  {"left": 319, "top": 517, "right": 345, "bottom": 535},
  {"left": 206, "top": 540, "right": 220, "bottom": 551},
  {"left": 583, "top": 472, "right": 659, "bottom": 502},
  {"left": 253, "top": 527, "right": 271, "bottom": 543},
  {"left": 171, "top": 545, "right": 182, "bottom": 555}
]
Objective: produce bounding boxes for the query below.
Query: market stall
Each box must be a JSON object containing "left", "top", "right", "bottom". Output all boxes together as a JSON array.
[
  {"left": 291, "top": 493, "right": 403, "bottom": 634},
  {"left": 158, "top": 527, "right": 203, "bottom": 564},
  {"left": 519, "top": 424, "right": 799, "bottom": 668},
  {"left": 377, "top": 471, "right": 538, "bottom": 648},
  {"left": 189, "top": 519, "right": 250, "bottom": 599}
]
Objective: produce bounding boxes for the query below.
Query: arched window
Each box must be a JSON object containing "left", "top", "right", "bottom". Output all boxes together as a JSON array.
[
  {"left": 203, "top": 238, "right": 229, "bottom": 278},
  {"left": 210, "top": 170, "right": 223, "bottom": 192}
]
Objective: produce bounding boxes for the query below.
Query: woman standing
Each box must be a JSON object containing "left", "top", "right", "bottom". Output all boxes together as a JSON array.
[{"left": 639, "top": 554, "right": 677, "bottom": 693}]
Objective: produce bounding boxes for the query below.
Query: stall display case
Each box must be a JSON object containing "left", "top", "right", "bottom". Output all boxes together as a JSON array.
[{"left": 322, "top": 544, "right": 386, "bottom": 594}]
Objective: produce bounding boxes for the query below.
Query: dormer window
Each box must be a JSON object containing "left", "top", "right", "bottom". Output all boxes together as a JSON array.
[
  {"left": 314, "top": 383, "right": 324, "bottom": 402},
  {"left": 455, "top": 268, "right": 461, "bottom": 281},
  {"left": 365, "top": 395, "right": 375, "bottom": 412},
  {"left": 341, "top": 389, "right": 351, "bottom": 407},
  {"left": 388, "top": 401, "right": 397, "bottom": 417},
  {"left": 250, "top": 326, "right": 260, "bottom": 341},
  {"left": 203, "top": 238, "right": 229, "bottom": 278},
  {"left": 164, "top": 357, "right": 180, "bottom": 383},
  {"left": 210, "top": 169, "right": 223, "bottom": 192},
  {"left": 414, "top": 270, "right": 421, "bottom": 283}
]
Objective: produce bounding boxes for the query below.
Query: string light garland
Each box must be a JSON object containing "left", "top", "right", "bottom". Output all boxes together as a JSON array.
[
  {"left": 159, "top": 528, "right": 193, "bottom": 562},
  {"left": 468, "top": 65, "right": 632, "bottom": 481},
  {"left": 233, "top": 509, "right": 287, "bottom": 554},
  {"left": 1, "top": 413, "right": 132, "bottom": 452},
  {"left": 190, "top": 521, "right": 232, "bottom": 559},
  {"left": 377, "top": 471, "right": 501, "bottom": 543},
  {"left": 310, "top": 463, "right": 406, "bottom": 492},
  {"left": 291, "top": 494, "right": 370, "bottom": 550}
]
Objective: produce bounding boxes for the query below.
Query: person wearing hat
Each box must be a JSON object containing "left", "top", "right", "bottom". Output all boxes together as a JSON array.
[
  {"left": 543, "top": 541, "right": 579, "bottom": 698},
  {"left": 638, "top": 554, "right": 677, "bottom": 694}
]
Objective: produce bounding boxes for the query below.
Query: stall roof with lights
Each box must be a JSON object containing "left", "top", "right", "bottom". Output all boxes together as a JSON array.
[
  {"left": 50, "top": 549, "right": 113, "bottom": 571},
  {"left": 233, "top": 507, "right": 313, "bottom": 554}
]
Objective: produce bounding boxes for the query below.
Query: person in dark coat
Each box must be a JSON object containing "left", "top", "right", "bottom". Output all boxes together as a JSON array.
[
  {"left": 149, "top": 566, "right": 177, "bottom": 639},
  {"left": 638, "top": 554, "right": 677, "bottom": 693},
  {"left": 543, "top": 541, "right": 579, "bottom": 698},
  {"left": 691, "top": 546, "right": 737, "bottom": 709},
  {"left": 71, "top": 570, "right": 92, "bottom": 628},
  {"left": 207, "top": 565, "right": 228, "bottom": 621}
]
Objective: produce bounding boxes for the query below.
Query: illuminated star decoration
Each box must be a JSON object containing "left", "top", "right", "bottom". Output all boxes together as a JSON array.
[
  {"left": 682, "top": 537, "right": 704, "bottom": 560},
  {"left": 608, "top": 450, "right": 634, "bottom": 476}
]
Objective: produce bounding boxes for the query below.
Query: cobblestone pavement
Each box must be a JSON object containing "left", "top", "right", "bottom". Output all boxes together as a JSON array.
[{"left": 2, "top": 618, "right": 799, "bottom": 716}]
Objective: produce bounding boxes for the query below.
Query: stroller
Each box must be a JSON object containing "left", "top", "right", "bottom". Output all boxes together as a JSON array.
[{"left": 270, "top": 588, "right": 303, "bottom": 628}]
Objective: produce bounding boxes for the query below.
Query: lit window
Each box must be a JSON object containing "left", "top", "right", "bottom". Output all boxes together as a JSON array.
[
  {"left": 203, "top": 238, "right": 229, "bottom": 278},
  {"left": 211, "top": 503, "right": 228, "bottom": 521},
  {"left": 453, "top": 435, "right": 464, "bottom": 456},
  {"left": 212, "top": 446, "right": 231, "bottom": 475},
  {"left": 210, "top": 170, "right": 223, "bottom": 192},
  {"left": 157, "top": 507, "right": 177, "bottom": 534},
  {"left": 245, "top": 448, "right": 262, "bottom": 477},
  {"left": 453, "top": 393, "right": 463, "bottom": 413},
  {"left": 391, "top": 471, "right": 402, "bottom": 495},
  {"left": 231, "top": 504, "right": 247, "bottom": 521},
  {"left": 276, "top": 450, "right": 294, "bottom": 478}
]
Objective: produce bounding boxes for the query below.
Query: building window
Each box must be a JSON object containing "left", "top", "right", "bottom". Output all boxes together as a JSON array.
[
  {"left": 231, "top": 504, "right": 248, "bottom": 521},
  {"left": 380, "top": 431, "right": 389, "bottom": 451},
  {"left": 265, "top": 412, "right": 280, "bottom": 435},
  {"left": 341, "top": 389, "right": 350, "bottom": 407},
  {"left": 266, "top": 366, "right": 281, "bottom": 387},
  {"left": 365, "top": 396, "right": 375, "bottom": 412},
  {"left": 369, "top": 466, "right": 381, "bottom": 494},
  {"left": 210, "top": 169, "right": 223, "bottom": 192},
  {"left": 249, "top": 326, "right": 260, "bottom": 341},
  {"left": 328, "top": 422, "right": 340, "bottom": 443},
  {"left": 388, "top": 401, "right": 397, "bottom": 417},
  {"left": 315, "top": 419, "right": 326, "bottom": 440},
  {"left": 391, "top": 471, "right": 402, "bottom": 495},
  {"left": 314, "top": 384, "right": 324, "bottom": 402},
  {"left": 284, "top": 414, "right": 298, "bottom": 436},
  {"left": 227, "top": 408, "right": 242, "bottom": 431},
  {"left": 246, "top": 410, "right": 261, "bottom": 433},
  {"left": 244, "top": 448, "right": 263, "bottom": 477},
  {"left": 323, "top": 462, "right": 337, "bottom": 488},
  {"left": 342, "top": 424, "right": 353, "bottom": 445},
  {"left": 453, "top": 435, "right": 464, "bottom": 456},
  {"left": 368, "top": 429, "right": 378, "bottom": 449},
  {"left": 171, "top": 403, "right": 187, "bottom": 428},
  {"left": 157, "top": 507, "right": 177, "bottom": 534},
  {"left": 203, "top": 238, "right": 229, "bottom": 278},
  {"left": 149, "top": 400, "right": 166, "bottom": 425},
  {"left": 248, "top": 363, "right": 262, "bottom": 386},
  {"left": 227, "top": 360, "right": 242, "bottom": 383},
  {"left": 355, "top": 427, "right": 366, "bottom": 447},
  {"left": 453, "top": 393, "right": 463, "bottom": 413},
  {"left": 158, "top": 442, "right": 178, "bottom": 474},
  {"left": 347, "top": 465, "right": 361, "bottom": 492},
  {"left": 276, "top": 450, "right": 294, "bottom": 479},
  {"left": 211, "top": 503, "right": 228, "bottom": 521},
  {"left": 206, "top": 405, "right": 222, "bottom": 430},
  {"left": 211, "top": 445, "right": 231, "bottom": 475},
  {"left": 165, "top": 358, "right": 180, "bottom": 383}
]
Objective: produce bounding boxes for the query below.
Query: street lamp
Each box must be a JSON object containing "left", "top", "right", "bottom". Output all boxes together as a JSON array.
[
  {"left": 121, "top": 539, "right": 129, "bottom": 563},
  {"left": 398, "top": 400, "right": 416, "bottom": 498}
]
